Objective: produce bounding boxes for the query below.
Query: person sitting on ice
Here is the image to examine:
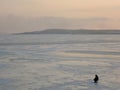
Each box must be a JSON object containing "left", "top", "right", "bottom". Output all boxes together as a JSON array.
[{"left": 93, "top": 74, "right": 99, "bottom": 83}]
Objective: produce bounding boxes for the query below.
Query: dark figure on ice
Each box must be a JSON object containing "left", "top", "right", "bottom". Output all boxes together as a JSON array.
[{"left": 93, "top": 74, "right": 99, "bottom": 83}]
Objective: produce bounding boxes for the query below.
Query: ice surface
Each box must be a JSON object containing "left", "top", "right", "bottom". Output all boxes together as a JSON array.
[{"left": 0, "top": 34, "right": 120, "bottom": 90}]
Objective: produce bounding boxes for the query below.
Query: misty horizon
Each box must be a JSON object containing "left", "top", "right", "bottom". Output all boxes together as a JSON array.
[{"left": 0, "top": 16, "right": 120, "bottom": 33}]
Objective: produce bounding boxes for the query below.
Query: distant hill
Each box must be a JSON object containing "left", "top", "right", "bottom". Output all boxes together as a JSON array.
[{"left": 16, "top": 29, "right": 120, "bottom": 34}]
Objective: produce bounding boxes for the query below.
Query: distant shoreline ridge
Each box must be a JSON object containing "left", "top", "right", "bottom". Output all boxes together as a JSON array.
[{"left": 16, "top": 29, "right": 120, "bottom": 34}]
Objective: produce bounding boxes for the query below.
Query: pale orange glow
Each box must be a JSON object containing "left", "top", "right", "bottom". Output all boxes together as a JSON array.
[
  {"left": 0, "top": 0, "right": 120, "bottom": 33},
  {"left": 0, "top": 0, "right": 120, "bottom": 18}
]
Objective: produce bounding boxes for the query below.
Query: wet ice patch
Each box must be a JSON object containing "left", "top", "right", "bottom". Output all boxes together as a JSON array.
[{"left": 0, "top": 79, "right": 14, "bottom": 85}]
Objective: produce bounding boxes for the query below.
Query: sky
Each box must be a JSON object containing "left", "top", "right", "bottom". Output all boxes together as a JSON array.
[{"left": 0, "top": 0, "right": 120, "bottom": 33}]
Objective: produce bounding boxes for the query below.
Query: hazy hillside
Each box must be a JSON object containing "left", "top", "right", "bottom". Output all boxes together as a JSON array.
[{"left": 17, "top": 29, "right": 120, "bottom": 34}]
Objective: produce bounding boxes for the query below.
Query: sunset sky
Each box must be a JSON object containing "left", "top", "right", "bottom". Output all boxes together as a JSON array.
[{"left": 0, "top": 0, "right": 120, "bottom": 33}]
